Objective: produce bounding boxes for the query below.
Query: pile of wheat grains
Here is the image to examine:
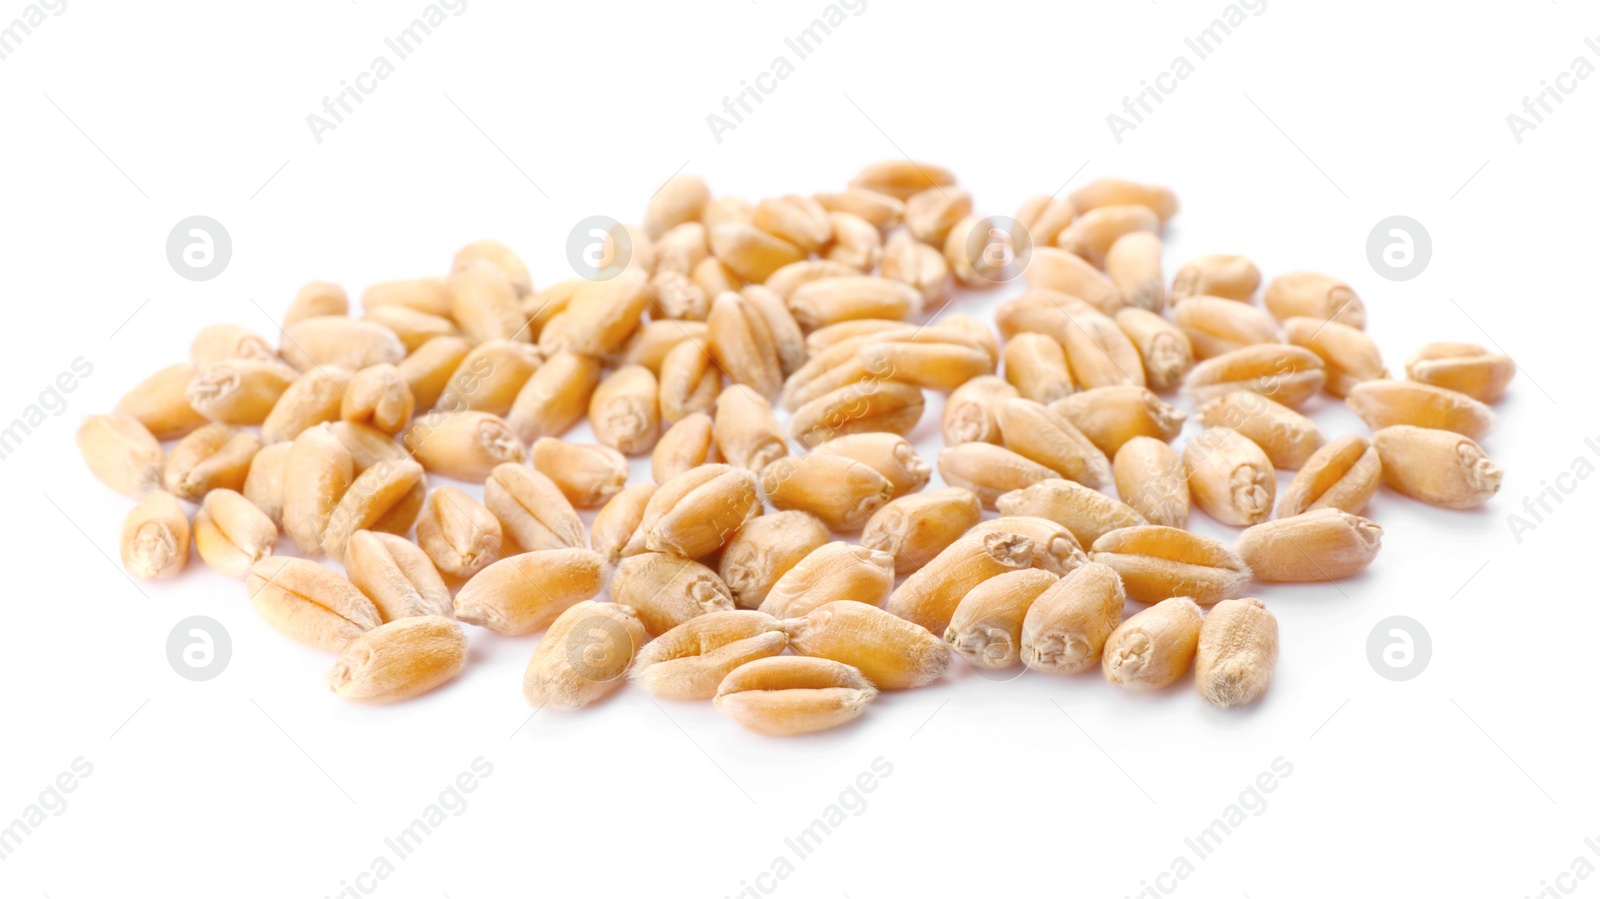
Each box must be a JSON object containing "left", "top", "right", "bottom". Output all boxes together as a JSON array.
[{"left": 77, "top": 163, "right": 1512, "bottom": 735}]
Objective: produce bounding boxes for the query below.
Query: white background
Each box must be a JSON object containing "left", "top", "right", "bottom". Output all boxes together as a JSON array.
[{"left": 2, "top": 1, "right": 1597, "bottom": 897}]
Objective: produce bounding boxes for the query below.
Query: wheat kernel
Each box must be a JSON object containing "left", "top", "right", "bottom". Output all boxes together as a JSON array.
[
  {"left": 524, "top": 601, "right": 648, "bottom": 710},
  {"left": 1405, "top": 342, "right": 1515, "bottom": 403},
  {"left": 1055, "top": 205, "right": 1161, "bottom": 268},
  {"left": 589, "top": 364, "right": 661, "bottom": 455},
  {"left": 994, "top": 397, "right": 1111, "bottom": 488},
  {"left": 1282, "top": 317, "right": 1387, "bottom": 398},
  {"left": 506, "top": 351, "right": 603, "bottom": 444},
  {"left": 1023, "top": 247, "right": 1121, "bottom": 313},
  {"left": 633, "top": 464, "right": 762, "bottom": 559},
  {"left": 405, "top": 411, "right": 525, "bottom": 482},
  {"left": 809, "top": 432, "right": 929, "bottom": 498},
  {"left": 1263, "top": 272, "right": 1365, "bottom": 329},
  {"left": 760, "top": 454, "right": 894, "bottom": 531},
  {"left": 484, "top": 463, "right": 586, "bottom": 553},
  {"left": 612, "top": 551, "right": 735, "bottom": 636},
  {"left": 453, "top": 547, "right": 606, "bottom": 635},
  {"left": 242, "top": 441, "right": 291, "bottom": 527},
  {"left": 720, "top": 511, "right": 832, "bottom": 610},
  {"left": 994, "top": 477, "right": 1147, "bottom": 547},
  {"left": 326, "top": 615, "right": 467, "bottom": 703},
  {"left": 437, "top": 340, "right": 543, "bottom": 416},
  {"left": 1103, "top": 597, "right": 1202, "bottom": 690},
  {"left": 1235, "top": 508, "right": 1383, "bottom": 582},
  {"left": 941, "top": 375, "right": 1018, "bottom": 445},
  {"left": 713, "top": 656, "right": 877, "bottom": 736},
  {"left": 282, "top": 424, "right": 354, "bottom": 554},
  {"left": 1090, "top": 526, "right": 1252, "bottom": 606},
  {"left": 653, "top": 413, "right": 716, "bottom": 484},
  {"left": 1195, "top": 390, "right": 1325, "bottom": 470},
  {"left": 1371, "top": 425, "right": 1502, "bottom": 509},
  {"left": 248, "top": 557, "right": 380, "bottom": 651},
  {"left": 1171, "top": 296, "right": 1280, "bottom": 360},
  {"left": 1277, "top": 434, "right": 1382, "bottom": 517},
  {"left": 632, "top": 610, "right": 788, "bottom": 700},
  {"left": 77, "top": 413, "right": 164, "bottom": 498},
  {"left": 783, "top": 600, "right": 949, "bottom": 690},
  {"left": 344, "top": 530, "right": 452, "bottom": 622},
  {"left": 120, "top": 491, "right": 189, "bottom": 579},
  {"left": 1020, "top": 562, "right": 1126, "bottom": 675},
  {"left": 859, "top": 487, "right": 982, "bottom": 576},
  {"left": 714, "top": 386, "right": 788, "bottom": 472},
  {"left": 195, "top": 488, "right": 277, "bottom": 577},
  {"left": 1195, "top": 597, "right": 1278, "bottom": 708},
  {"left": 885, "top": 530, "right": 1035, "bottom": 635},
  {"left": 416, "top": 486, "right": 502, "bottom": 579},
  {"left": 645, "top": 174, "right": 710, "bottom": 238},
  {"left": 1172, "top": 254, "right": 1261, "bottom": 302},
  {"left": 321, "top": 459, "right": 426, "bottom": 561},
  {"left": 757, "top": 541, "right": 895, "bottom": 619},
  {"left": 1113, "top": 436, "right": 1189, "bottom": 529},
  {"left": 937, "top": 443, "right": 1058, "bottom": 508},
  {"left": 944, "top": 568, "right": 1059, "bottom": 670},
  {"left": 261, "top": 366, "right": 352, "bottom": 444},
  {"left": 1347, "top": 380, "right": 1494, "bottom": 440},
  {"left": 530, "top": 438, "right": 627, "bottom": 509},
  {"left": 285, "top": 281, "right": 349, "bottom": 328},
  {"left": 163, "top": 422, "right": 261, "bottom": 502},
  {"left": 1105, "top": 231, "right": 1166, "bottom": 314},
  {"left": 1003, "top": 332, "right": 1076, "bottom": 403},
  {"left": 116, "top": 363, "right": 209, "bottom": 440},
  {"left": 1069, "top": 178, "right": 1179, "bottom": 222},
  {"left": 1183, "top": 427, "right": 1276, "bottom": 526},
  {"left": 1050, "top": 385, "right": 1185, "bottom": 456},
  {"left": 590, "top": 482, "right": 656, "bottom": 566},
  {"left": 1115, "top": 306, "right": 1193, "bottom": 390},
  {"left": 1182, "top": 344, "right": 1327, "bottom": 409}
]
